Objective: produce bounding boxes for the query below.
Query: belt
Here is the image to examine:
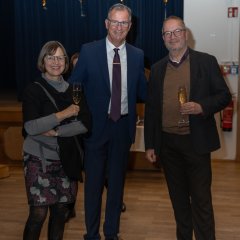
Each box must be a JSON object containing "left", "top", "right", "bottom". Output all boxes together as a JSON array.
[
  {"left": 107, "top": 114, "right": 129, "bottom": 119},
  {"left": 120, "top": 114, "right": 128, "bottom": 118}
]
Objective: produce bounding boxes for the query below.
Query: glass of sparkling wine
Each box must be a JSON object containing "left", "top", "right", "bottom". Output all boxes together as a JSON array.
[
  {"left": 72, "top": 82, "right": 82, "bottom": 120},
  {"left": 178, "top": 85, "right": 189, "bottom": 127}
]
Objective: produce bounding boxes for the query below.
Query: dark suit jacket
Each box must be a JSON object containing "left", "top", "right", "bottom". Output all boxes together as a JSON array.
[
  {"left": 144, "top": 48, "right": 231, "bottom": 155},
  {"left": 69, "top": 39, "right": 147, "bottom": 143}
]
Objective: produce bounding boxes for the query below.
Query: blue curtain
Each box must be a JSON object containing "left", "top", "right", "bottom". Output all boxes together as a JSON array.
[
  {"left": 5, "top": 0, "right": 183, "bottom": 99},
  {"left": 0, "top": 0, "right": 15, "bottom": 89}
]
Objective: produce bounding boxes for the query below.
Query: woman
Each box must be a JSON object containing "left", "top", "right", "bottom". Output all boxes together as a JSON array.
[{"left": 22, "top": 41, "right": 91, "bottom": 240}]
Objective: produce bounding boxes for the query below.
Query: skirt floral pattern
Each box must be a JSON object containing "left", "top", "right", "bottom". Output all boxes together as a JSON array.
[{"left": 23, "top": 153, "right": 78, "bottom": 206}]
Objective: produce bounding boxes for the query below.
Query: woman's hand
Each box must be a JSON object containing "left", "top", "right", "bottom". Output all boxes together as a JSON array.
[
  {"left": 42, "top": 129, "right": 58, "bottom": 137},
  {"left": 55, "top": 104, "right": 80, "bottom": 122}
]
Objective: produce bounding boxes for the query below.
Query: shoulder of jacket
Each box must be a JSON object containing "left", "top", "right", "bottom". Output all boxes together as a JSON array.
[
  {"left": 82, "top": 39, "right": 104, "bottom": 49},
  {"left": 152, "top": 56, "right": 168, "bottom": 69},
  {"left": 189, "top": 48, "right": 215, "bottom": 60},
  {"left": 126, "top": 43, "right": 142, "bottom": 53}
]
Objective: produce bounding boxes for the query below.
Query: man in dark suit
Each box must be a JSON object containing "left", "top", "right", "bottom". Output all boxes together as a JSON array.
[
  {"left": 144, "top": 16, "right": 231, "bottom": 240},
  {"left": 70, "top": 3, "right": 147, "bottom": 240}
]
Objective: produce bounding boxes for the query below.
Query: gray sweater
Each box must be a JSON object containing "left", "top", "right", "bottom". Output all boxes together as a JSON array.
[{"left": 23, "top": 75, "right": 87, "bottom": 161}]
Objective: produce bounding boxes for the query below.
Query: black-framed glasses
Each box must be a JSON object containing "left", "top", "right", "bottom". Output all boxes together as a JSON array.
[
  {"left": 108, "top": 18, "right": 130, "bottom": 28},
  {"left": 45, "top": 55, "right": 66, "bottom": 63},
  {"left": 162, "top": 29, "right": 186, "bottom": 38}
]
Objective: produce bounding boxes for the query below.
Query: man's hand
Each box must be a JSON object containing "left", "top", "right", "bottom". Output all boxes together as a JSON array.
[
  {"left": 180, "top": 102, "right": 203, "bottom": 115},
  {"left": 145, "top": 149, "right": 157, "bottom": 163}
]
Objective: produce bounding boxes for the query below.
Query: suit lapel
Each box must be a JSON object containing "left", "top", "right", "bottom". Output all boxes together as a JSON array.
[
  {"left": 189, "top": 49, "right": 199, "bottom": 100},
  {"left": 158, "top": 59, "right": 168, "bottom": 105},
  {"left": 126, "top": 44, "right": 135, "bottom": 93},
  {"left": 97, "top": 39, "right": 111, "bottom": 92}
]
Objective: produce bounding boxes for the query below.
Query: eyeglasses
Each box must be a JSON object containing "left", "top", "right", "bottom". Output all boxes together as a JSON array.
[
  {"left": 45, "top": 55, "right": 66, "bottom": 63},
  {"left": 108, "top": 19, "right": 130, "bottom": 28},
  {"left": 162, "top": 29, "right": 186, "bottom": 38}
]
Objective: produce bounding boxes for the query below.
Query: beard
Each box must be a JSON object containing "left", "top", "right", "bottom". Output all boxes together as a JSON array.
[{"left": 165, "top": 41, "right": 187, "bottom": 53}]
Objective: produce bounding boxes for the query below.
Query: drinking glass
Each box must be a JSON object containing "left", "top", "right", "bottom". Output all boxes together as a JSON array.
[
  {"left": 72, "top": 83, "right": 82, "bottom": 105},
  {"left": 178, "top": 85, "right": 189, "bottom": 127},
  {"left": 72, "top": 83, "right": 82, "bottom": 120}
]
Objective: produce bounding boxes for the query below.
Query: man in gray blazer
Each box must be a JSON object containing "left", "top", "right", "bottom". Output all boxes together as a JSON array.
[{"left": 145, "top": 16, "right": 231, "bottom": 240}]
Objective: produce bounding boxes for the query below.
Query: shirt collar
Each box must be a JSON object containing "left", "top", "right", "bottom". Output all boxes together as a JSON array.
[
  {"left": 168, "top": 48, "right": 189, "bottom": 67},
  {"left": 106, "top": 37, "right": 126, "bottom": 53}
]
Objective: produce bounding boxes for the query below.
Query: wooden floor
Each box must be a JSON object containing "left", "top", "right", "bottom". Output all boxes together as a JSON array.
[{"left": 0, "top": 160, "right": 240, "bottom": 240}]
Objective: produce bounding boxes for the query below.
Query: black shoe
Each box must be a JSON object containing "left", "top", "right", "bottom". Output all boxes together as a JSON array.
[
  {"left": 121, "top": 202, "right": 126, "bottom": 212},
  {"left": 66, "top": 207, "right": 76, "bottom": 222},
  {"left": 69, "top": 208, "right": 76, "bottom": 219},
  {"left": 105, "top": 237, "right": 122, "bottom": 240}
]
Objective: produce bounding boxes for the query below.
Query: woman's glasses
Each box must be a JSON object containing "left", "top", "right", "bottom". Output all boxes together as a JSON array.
[{"left": 45, "top": 55, "right": 66, "bottom": 63}]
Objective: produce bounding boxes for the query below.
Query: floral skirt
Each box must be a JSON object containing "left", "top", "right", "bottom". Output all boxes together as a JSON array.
[{"left": 23, "top": 153, "right": 78, "bottom": 206}]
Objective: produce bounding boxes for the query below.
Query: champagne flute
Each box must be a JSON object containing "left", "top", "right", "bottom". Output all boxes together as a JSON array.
[
  {"left": 72, "top": 82, "right": 82, "bottom": 120},
  {"left": 178, "top": 85, "right": 189, "bottom": 127},
  {"left": 73, "top": 83, "right": 82, "bottom": 104}
]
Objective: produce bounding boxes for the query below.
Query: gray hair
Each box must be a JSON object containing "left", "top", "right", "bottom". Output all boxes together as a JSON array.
[
  {"left": 162, "top": 16, "right": 186, "bottom": 33},
  {"left": 107, "top": 3, "right": 132, "bottom": 21}
]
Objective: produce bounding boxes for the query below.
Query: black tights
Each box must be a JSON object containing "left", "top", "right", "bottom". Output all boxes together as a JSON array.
[{"left": 23, "top": 203, "right": 70, "bottom": 240}]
